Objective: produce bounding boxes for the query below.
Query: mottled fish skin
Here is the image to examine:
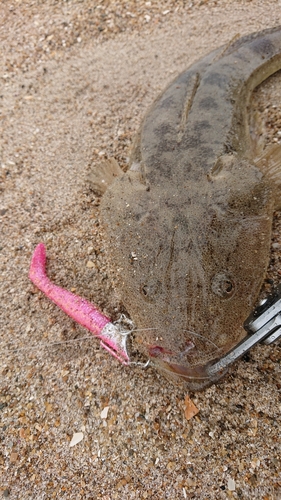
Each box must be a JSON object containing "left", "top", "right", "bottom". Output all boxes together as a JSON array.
[{"left": 100, "top": 27, "right": 281, "bottom": 389}]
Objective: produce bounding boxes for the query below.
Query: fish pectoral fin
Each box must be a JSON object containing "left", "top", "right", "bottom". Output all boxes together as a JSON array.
[
  {"left": 87, "top": 157, "right": 123, "bottom": 195},
  {"left": 255, "top": 143, "right": 281, "bottom": 210}
]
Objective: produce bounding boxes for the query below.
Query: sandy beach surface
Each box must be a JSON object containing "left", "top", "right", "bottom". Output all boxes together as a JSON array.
[{"left": 1, "top": 1, "right": 281, "bottom": 498}]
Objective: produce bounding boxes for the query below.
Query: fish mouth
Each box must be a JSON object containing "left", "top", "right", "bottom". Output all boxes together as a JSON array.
[
  {"left": 155, "top": 357, "right": 228, "bottom": 387},
  {"left": 164, "top": 361, "right": 211, "bottom": 380},
  {"left": 144, "top": 330, "right": 228, "bottom": 385},
  {"left": 146, "top": 335, "right": 224, "bottom": 382}
]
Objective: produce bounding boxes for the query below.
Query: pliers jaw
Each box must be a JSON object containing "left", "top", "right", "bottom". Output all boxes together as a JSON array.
[{"left": 206, "top": 285, "right": 281, "bottom": 379}]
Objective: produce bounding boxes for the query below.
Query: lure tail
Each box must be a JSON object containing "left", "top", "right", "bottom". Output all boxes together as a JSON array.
[{"left": 29, "top": 243, "right": 129, "bottom": 364}]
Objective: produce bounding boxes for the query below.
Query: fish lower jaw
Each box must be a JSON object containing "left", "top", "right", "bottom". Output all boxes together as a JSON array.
[{"left": 152, "top": 358, "right": 229, "bottom": 391}]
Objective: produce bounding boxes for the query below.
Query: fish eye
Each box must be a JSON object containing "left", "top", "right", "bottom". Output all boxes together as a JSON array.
[{"left": 211, "top": 272, "right": 235, "bottom": 299}]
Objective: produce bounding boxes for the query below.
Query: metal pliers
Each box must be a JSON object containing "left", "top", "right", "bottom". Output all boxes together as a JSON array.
[{"left": 207, "top": 284, "right": 281, "bottom": 378}]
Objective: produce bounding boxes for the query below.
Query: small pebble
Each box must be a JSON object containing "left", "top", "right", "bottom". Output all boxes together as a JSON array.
[
  {"left": 100, "top": 406, "right": 109, "bottom": 419},
  {"left": 69, "top": 432, "right": 84, "bottom": 447},
  {"left": 228, "top": 478, "right": 236, "bottom": 491}
]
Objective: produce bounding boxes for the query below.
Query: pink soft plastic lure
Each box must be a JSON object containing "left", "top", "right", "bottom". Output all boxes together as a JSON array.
[{"left": 29, "top": 243, "right": 129, "bottom": 364}]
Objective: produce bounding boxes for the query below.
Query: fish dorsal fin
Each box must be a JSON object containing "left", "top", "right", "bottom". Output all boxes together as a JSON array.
[{"left": 255, "top": 143, "right": 281, "bottom": 209}]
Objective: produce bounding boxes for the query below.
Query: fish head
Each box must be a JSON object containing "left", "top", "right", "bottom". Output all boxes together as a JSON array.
[{"left": 101, "top": 157, "right": 273, "bottom": 386}]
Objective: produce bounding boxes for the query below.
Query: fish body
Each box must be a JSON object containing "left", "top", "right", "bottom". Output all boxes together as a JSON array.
[{"left": 100, "top": 27, "right": 281, "bottom": 388}]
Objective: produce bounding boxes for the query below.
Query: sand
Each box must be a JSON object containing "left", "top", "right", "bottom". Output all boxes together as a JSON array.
[{"left": 0, "top": 1, "right": 280, "bottom": 499}]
